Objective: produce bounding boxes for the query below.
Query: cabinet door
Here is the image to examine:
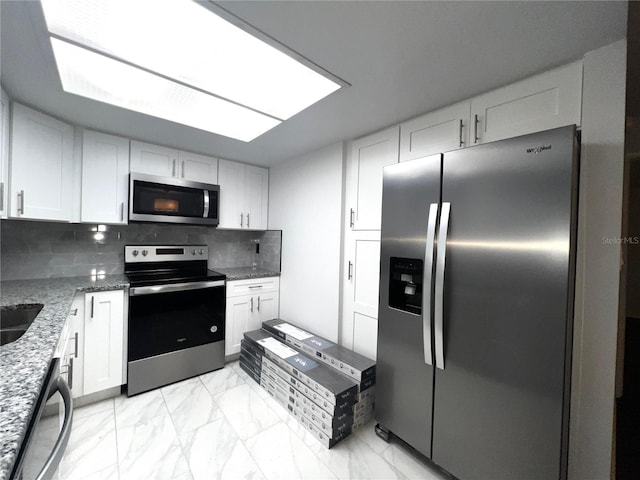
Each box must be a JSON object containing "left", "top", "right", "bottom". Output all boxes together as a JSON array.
[
  {"left": 470, "top": 60, "right": 583, "bottom": 145},
  {"left": 83, "top": 290, "right": 125, "bottom": 395},
  {"left": 81, "top": 130, "right": 130, "bottom": 224},
  {"left": 10, "top": 103, "right": 74, "bottom": 221},
  {"left": 130, "top": 141, "right": 177, "bottom": 177},
  {"left": 244, "top": 165, "right": 268, "bottom": 230},
  {"left": 341, "top": 231, "right": 381, "bottom": 359},
  {"left": 178, "top": 151, "right": 218, "bottom": 184},
  {"left": 218, "top": 159, "right": 245, "bottom": 229},
  {"left": 67, "top": 294, "right": 85, "bottom": 398},
  {"left": 400, "top": 101, "right": 470, "bottom": 161},
  {"left": 347, "top": 126, "right": 399, "bottom": 231},
  {"left": 225, "top": 295, "right": 252, "bottom": 356},
  {"left": 255, "top": 291, "right": 279, "bottom": 323},
  {"left": 0, "top": 90, "right": 9, "bottom": 219}
]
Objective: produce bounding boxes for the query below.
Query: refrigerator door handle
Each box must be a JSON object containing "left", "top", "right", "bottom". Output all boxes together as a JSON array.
[
  {"left": 422, "top": 203, "right": 439, "bottom": 365},
  {"left": 434, "top": 202, "right": 451, "bottom": 370}
]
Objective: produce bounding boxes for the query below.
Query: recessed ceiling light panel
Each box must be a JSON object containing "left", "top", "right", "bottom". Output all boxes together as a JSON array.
[
  {"left": 51, "top": 38, "right": 281, "bottom": 142},
  {"left": 40, "top": 0, "right": 344, "bottom": 140}
]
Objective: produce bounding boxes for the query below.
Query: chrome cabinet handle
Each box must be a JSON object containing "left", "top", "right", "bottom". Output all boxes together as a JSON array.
[
  {"left": 68, "top": 357, "right": 74, "bottom": 390},
  {"left": 422, "top": 203, "right": 439, "bottom": 366},
  {"left": 348, "top": 261, "right": 353, "bottom": 280},
  {"left": 349, "top": 208, "right": 355, "bottom": 228},
  {"left": 247, "top": 213, "right": 250, "bottom": 228},
  {"left": 182, "top": 160, "right": 185, "bottom": 178},
  {"left": 74, "top": 332, "right": 78, "bottom": 358},
  {"left": 90, "top": 296, "right": 94, "bottom": 319},
  {"left": 120, "top": 202, "right": 124, "bottom": 222},
  {"left": 250, "top": 297, "right": 254, "bottom": 313},
  {"left": 17, "top": 190, "right": 24, "bottom": 215},
  {"left": 434, "top": 202, "right": 451, "bottom": 370},
  {"left": 248, "top": 285, "right": 263, "bottom": 290},
  {"left": 70, "top": 308, "right": 78, "bottom": 316},
  {"left": 257, "top": 296, "right": 260, "bottom": 312},
  {"left": 172, "top": 159, "right": 176, "bottom": 177},
  {"left": 459, "top": 119, "right": 464, "bottom": 147},
  {"left": 0, "top": 182, "right": 3, "bottom": 211},
  {"left": 240, "top": 213, "right": 244, "bottom": 227},
  {"left": 473, "top": 114, "right": 479, "bottom": 144},
  {"left": 37, "top": 376, "right": 73, "bottom": 480}
]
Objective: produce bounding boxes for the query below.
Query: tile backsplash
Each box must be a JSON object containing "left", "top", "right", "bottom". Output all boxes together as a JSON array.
[{"left": 0, "top": 220, "right": 281, "bottom": 281}]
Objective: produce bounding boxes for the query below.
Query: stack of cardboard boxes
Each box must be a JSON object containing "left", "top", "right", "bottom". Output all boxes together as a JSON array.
[{"left": 239, "top": 319, "right": 376, "bottom": 448}]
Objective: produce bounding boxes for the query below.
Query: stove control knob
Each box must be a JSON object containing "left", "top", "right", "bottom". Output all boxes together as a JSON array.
[
  {"left": 142, "top": 250, "right": 148, "bottom": 257},
  {"left": 198, "top": 249, "right": 204, "bottom": 255},
  {"left": 192, "top": 249, "right": 197, "bottom": 255},
  {"left": 210, "top": 325, "right": 218, "bottom": 333},
  {"left": 132, "top": 250, "right": 139, "bottom": 257}
]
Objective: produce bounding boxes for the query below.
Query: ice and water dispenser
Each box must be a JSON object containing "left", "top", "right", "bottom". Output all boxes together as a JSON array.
[{"left": 388, "top": 257, "right": 423, "bottom": 315}]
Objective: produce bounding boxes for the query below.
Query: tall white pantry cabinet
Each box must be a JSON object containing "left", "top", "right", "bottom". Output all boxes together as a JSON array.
[{"left": 341, "top": 60, "right": 583, "bottom": 358}]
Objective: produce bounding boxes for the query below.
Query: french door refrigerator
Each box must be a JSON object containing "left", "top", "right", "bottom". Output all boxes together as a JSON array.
[{"left": 375, "top": 125, "right": 578, "bottom": 480}]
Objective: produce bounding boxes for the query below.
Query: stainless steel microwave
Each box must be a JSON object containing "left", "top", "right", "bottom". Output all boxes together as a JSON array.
[{"left": 129, "top": 173, "right": 220, "bottom": 226}]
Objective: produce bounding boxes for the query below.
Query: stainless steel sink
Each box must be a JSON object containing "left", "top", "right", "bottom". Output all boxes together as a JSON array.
[{"left": 0, "top": 304, "right": 43, "bottom": 346}]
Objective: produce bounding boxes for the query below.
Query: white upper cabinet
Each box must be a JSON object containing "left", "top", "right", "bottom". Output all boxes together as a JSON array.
[
  {"left": 218, "top": 159, "right": 268, "bottom": 230},
  {"left": 400, "top": 101, "right": 471, "bottom": 161},
  {"left": 470, "top": 60, "right": 583, "bottom": 145},
  {"left": 130, "top": 141, "right": 176, "bottom": 177},
  {"left": 130, "top": 140, "right": 217, "bottom": 184},
  {"left": 10, "top": 103, "right": 74, "bottom": 221},
  {"left": 347, "top": 126, "right": 399, "bottom": 231},
  {"left": 81, "top": 130, "right": 130, "bottom": 224},
  {"left": 131, "top": 140, "right": 178, "bottom": 177},
  {"left": 1, "top": 90, "right": 9, "bottom": 219},
  {"left": 244, "top": 165, "right": 268, "bottom": 230},
  {"left": 218, "top": 159, "right": 245, "bottom": 228},
  {"left": 178, "top": 150, "right": 218, "bottom": 184}
]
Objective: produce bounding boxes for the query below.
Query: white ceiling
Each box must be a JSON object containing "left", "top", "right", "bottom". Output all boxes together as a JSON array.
[{"left": 0, "top": 1, "right": 628, "bottom": 167}]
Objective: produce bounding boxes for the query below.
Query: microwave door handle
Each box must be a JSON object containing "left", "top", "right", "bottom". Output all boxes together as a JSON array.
[
  {"left": 36, "top": 377, "right": 73, "bottom": 480},
  {"left": 203, "top": 191, "right": 210, "bottom": 218}
]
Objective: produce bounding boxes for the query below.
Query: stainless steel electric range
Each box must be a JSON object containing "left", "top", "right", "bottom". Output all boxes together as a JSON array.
[{"left": 124, "top": 245, "right": 225, "bottom": 396}]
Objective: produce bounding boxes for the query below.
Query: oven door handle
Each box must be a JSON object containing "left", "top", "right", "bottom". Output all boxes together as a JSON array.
[
  {"left": 36, "top": 377, "right": 73, "bottom": 480},
  {"left": 130, "top": 280, "right": 225, "bottom": 296}
]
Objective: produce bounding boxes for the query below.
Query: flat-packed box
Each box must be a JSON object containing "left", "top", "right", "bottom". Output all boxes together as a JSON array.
[
  {"left": 260, "top": 371, "right": 353, "bottom": 438},
  {"left": 243, "top": 329, "right": 358, "bottom": 406},
  {"left": 262, "top": 319, "right": 376, "bottom": 384},
  {"left": 242, "top": 340, "right": 354, "bottom": 416},
  {"left": 238, "top": 357, "right": 351, "bottom": 448}
]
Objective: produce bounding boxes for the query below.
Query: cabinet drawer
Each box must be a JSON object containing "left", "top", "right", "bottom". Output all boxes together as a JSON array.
[{"left": 227, "top": 276, "right": 280, "bottom": 297}]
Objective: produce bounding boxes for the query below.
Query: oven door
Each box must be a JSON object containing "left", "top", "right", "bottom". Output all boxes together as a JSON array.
[
  {"left": 129, "top": 173, "right": 219, "bottom": 225},
  {"left": 128, "top": 280, "right": 225, "bottom": 361}
]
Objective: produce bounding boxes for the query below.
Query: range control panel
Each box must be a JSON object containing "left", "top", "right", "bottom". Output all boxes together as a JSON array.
[{"left": 125, "top": 245, "right": 208, "bottom": 263}]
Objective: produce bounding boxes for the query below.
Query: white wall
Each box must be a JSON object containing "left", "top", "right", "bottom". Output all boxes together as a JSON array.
[
  {"left": 268, "top": 142, "right": 345, "bottom": 342},
  {"left": 570, "top": 39, "right": 627, "bottom": 480}
]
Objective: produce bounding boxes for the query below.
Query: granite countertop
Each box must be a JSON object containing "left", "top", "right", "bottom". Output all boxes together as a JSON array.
[
  {"left": 214, "top": 267, "right": 280, "bottom": 281},
  {"left": 0, "top": 275, "right": 129, "bottom": 480}
]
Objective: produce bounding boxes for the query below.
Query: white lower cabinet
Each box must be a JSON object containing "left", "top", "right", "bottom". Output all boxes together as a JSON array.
[
  {"left": 67, "top": 289, "right": 126, "bottom": 398},
  {"left": 225, "top": 277, "right": 280, "bottom": 356},
  {"left": 341, "top": 231, "right": 381, "bottom": 359},
  {"left": 65, "top": 294, "right": 85, "bottom": 397}
]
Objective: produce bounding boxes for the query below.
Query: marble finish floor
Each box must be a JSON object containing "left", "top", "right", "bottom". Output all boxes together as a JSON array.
[{"left": 60, "top": 361, "right": 449, "bottom": 480}]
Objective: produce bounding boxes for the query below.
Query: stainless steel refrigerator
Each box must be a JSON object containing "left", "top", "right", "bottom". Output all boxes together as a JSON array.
[{"left": 375, "top": 125, "right": 578, "bottom": 480}]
